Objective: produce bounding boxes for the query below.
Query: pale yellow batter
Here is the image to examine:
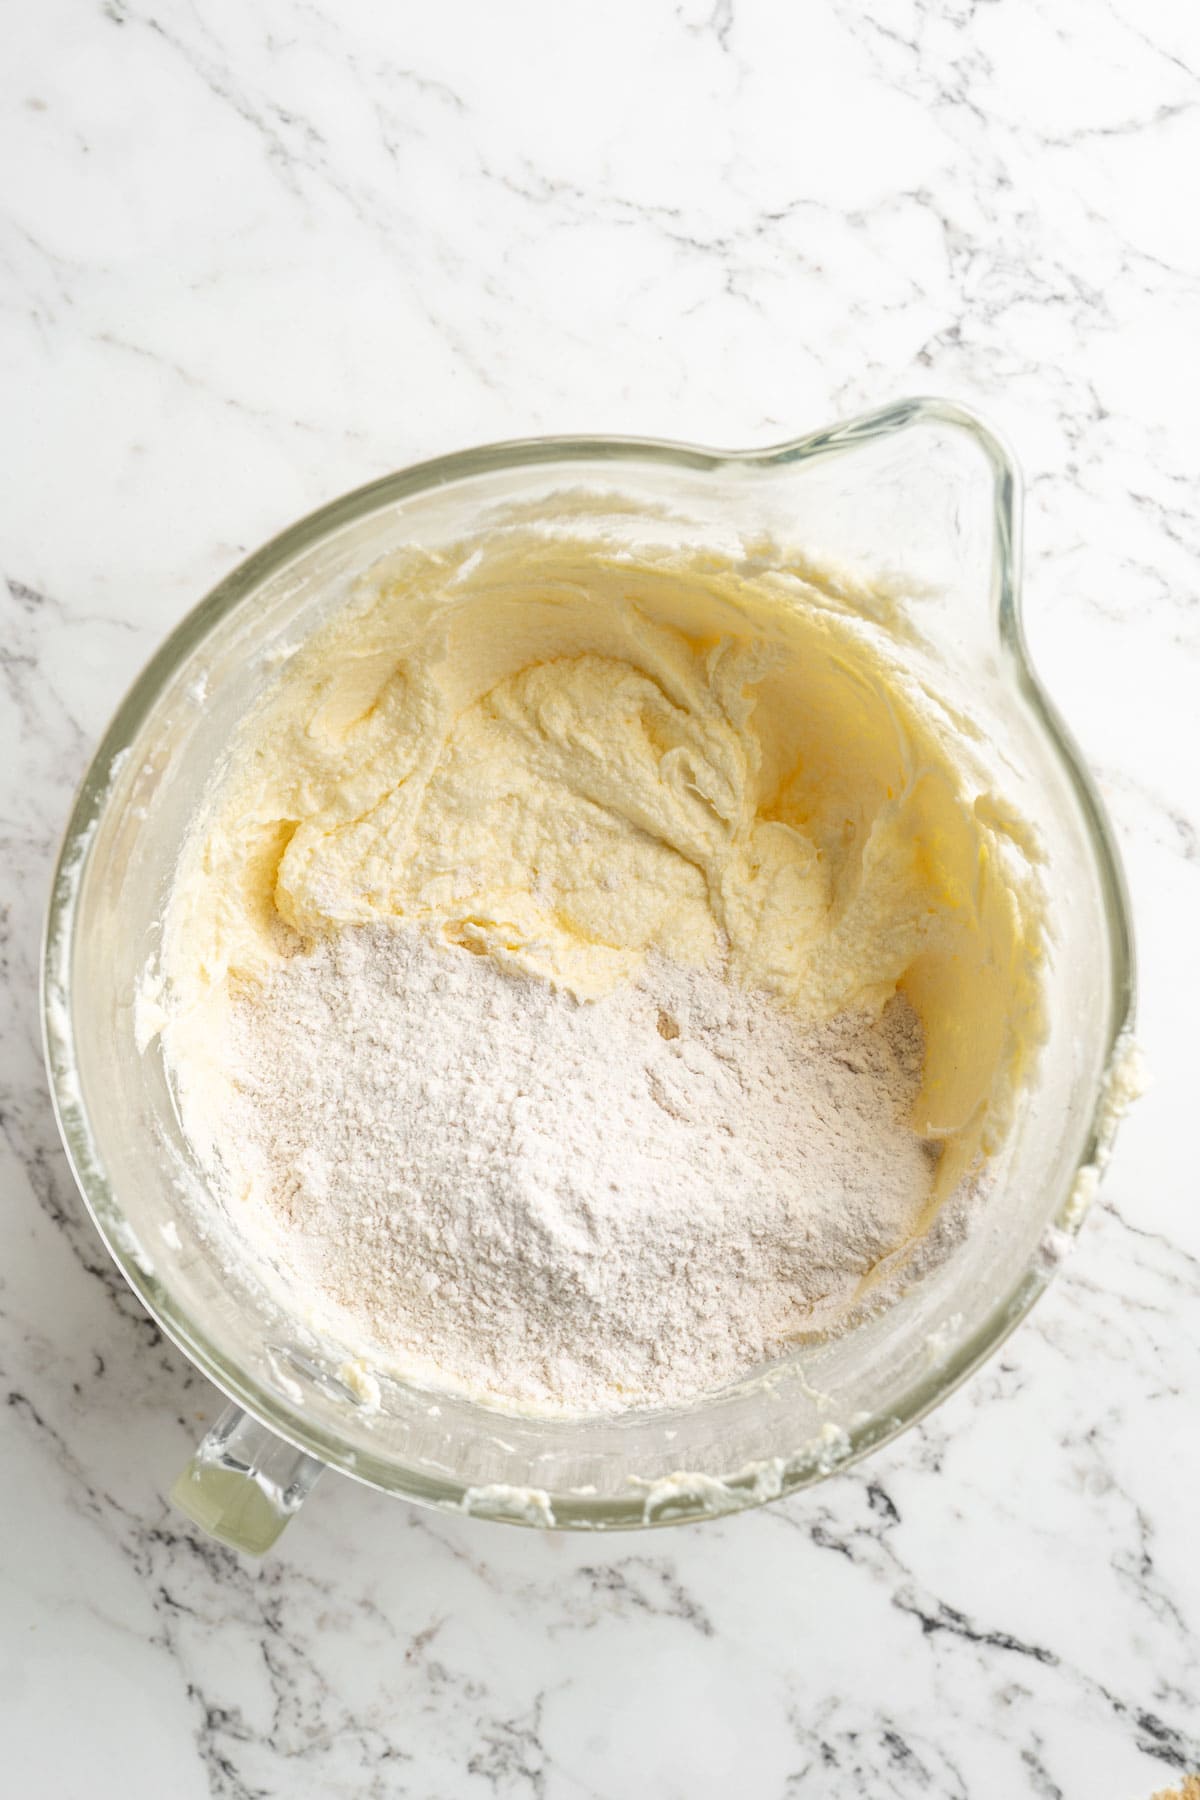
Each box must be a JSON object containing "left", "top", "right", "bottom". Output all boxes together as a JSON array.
[{"left": 160, "top": 520, "right": 1044, "bottom": 1200}]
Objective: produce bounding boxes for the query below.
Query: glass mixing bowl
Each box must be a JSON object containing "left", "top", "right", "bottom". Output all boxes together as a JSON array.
[{"left": 42, "top": 399, "right": 1136, "bottom": 1552}]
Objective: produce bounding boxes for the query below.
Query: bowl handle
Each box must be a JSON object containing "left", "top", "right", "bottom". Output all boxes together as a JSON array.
[{"left": 170, "top": 1403, "right": 325, "bottom": 1554}]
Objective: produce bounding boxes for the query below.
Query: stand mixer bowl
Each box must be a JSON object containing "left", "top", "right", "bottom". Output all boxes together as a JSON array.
[{"left": 42, "top": 399, "right": 1136, "bottom": 1552}]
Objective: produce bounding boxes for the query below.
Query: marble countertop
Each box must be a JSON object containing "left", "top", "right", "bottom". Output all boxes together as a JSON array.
[{"left": 3, "top": 2, "right": 1198, "bottom": 1794}]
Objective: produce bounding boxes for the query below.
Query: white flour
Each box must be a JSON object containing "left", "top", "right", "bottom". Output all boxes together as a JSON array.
[{"left": 189, "top": 925, "right": 945, "bottom": 1415}]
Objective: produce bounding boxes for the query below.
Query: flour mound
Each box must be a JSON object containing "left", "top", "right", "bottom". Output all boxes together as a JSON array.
[{"left": 188, "top": 924, "right": 943, "bottom": 1415}]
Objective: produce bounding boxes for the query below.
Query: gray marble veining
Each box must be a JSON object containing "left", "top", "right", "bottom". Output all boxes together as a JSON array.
[{"left": 2, "top": 0, "right": 1198, "bottom": 1794}]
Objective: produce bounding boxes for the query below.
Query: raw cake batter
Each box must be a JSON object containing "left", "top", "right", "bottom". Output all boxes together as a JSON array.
[{"left": 148, "top": 518, "right": 1044, "bottom": 1413}]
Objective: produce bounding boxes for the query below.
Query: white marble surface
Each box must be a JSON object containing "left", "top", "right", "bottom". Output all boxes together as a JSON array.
[{"left": 2, "top": 1, "right": 1199, "bottom": 1794}]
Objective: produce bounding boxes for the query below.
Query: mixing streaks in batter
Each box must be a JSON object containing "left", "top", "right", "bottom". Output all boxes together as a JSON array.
[{"left": 145, "top": 515, "right": 1044, "bottom": 1416}]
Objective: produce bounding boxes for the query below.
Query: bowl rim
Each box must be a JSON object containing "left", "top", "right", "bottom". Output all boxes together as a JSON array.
[{"left": 41, "top": 396, "right": 1137, "bottom": 1530}]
